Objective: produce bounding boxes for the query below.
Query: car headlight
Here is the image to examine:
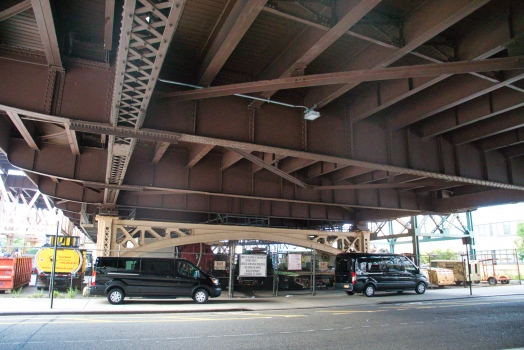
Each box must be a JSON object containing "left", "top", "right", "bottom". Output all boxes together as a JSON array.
[{"left": 211, "top": 277, "right": 221, "bottom": 286}]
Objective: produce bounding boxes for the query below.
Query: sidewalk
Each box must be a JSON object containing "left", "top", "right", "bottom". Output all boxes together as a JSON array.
[{"left": 1, "top": 284, "right": 523, "bottom": 316}]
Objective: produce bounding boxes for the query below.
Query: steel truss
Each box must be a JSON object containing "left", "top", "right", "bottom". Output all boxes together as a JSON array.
[
  {"left": 95, "top": 216, "right": 371, "bottom": 257},
  {"left": 0, "top": 174, "right": 88, "bottom": 249}
]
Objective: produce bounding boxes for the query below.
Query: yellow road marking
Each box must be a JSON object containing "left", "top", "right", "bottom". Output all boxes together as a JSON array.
[
  {"left": 317, "top": 310, "right": 384, "bottom": 314},
  {"left": 0, "top": 315, "right": 292, "bottom": 326}
]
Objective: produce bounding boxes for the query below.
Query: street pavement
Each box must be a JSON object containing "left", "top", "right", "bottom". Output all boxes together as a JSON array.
[{"left": 0, "top": 283, "right": 523, "bottom": 316}]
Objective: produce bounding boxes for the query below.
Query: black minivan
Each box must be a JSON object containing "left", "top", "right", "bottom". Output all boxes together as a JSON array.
[
  {"left": 334, "top": 253, "right": 429, "bottom": 297},
  {"left": 90, "top": 257, "right": 222, "bottom": 304}
]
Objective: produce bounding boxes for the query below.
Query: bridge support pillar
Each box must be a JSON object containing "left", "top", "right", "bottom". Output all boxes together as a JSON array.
[
  {"left": 411, "top": 216, "right": 421, "bottom": 266},
  {"left": 96, "top": 215, "right": 118, "bottom": 257}
]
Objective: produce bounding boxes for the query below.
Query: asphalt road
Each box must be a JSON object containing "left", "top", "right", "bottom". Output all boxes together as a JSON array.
[{"left": 0, "top": 295, "right": 523, "bottom": 350}]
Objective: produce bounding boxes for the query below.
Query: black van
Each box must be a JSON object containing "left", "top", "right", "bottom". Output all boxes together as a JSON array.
[
  {"left": 334, "top": 253, "right": 429, "bottom": 297},
  {"left": 90, "top": 257, "right": 222, "bottom": 304}
]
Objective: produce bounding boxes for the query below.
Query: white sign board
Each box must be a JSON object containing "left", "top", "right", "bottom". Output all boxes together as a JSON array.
[
  {"left": 318, "top": 261, "right": 328, "bottom": 272},
  {"left": 214, "top": 261, "right": 226, "bottom": 270},
  {"left": 239, "top": 254, "right": 267, "bottom": 277},
  {"left": 287, "top": 254, "right": 302, "bottom": 270}
]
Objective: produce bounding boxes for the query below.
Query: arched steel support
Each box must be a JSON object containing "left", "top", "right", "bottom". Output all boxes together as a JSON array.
[{"left": 95, "top": 216, "right": 370, "bottom": 257}]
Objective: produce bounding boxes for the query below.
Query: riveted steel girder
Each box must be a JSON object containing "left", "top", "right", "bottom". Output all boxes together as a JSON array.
[
  {"left": 350, "top": 10, "right": 524, "bottom": 123},
  {"left": 105, "top": 0, "right": 186, "bottom": 205},
  {"left": 159, "top": 57, "right": 524, "bottom": 102},
  {"left": 305, "top": 0, "right": 491, "bottom": 109}
]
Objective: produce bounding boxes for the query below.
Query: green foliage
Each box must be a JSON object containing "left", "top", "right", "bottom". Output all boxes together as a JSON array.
[
  {"left": 66, "top": 287, "right": 79, "bottom": 299},
  {"left": 420, "top": 248, "right": 458, "bottom": 263},
  {"left": 29, "top": 291, "right": 44, "bottom": 298},
  {"left": 10, "top": 287, "right": 22, "bottom": 297},
  {"left": 515, "top": 222, "right": 524, "bottom": 260}
]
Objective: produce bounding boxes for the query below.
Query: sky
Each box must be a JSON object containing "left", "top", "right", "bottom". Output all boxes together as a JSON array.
[{"left": 470, "top": 202, "right": 524, "bottom": 225}]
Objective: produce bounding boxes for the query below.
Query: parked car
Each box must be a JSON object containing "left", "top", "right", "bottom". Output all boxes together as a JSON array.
[{"left": 334, "top": 252, "right": 429, "bottom": 297}]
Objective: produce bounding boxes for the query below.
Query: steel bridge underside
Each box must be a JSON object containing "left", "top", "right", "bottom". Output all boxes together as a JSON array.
[{"left": 0, "top": 1, "right": 524, "bottom": 244}]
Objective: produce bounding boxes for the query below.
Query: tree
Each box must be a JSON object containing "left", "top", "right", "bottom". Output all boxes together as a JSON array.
[
  {"left": 421, "top": 248, "right": 458, "bottom": 263},
  {"left": 515, "top": 222, "right": 524, "bottom": 260}
]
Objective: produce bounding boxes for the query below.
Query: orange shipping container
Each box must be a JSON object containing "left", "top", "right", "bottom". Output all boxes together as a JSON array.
[{"left": 0, "top": 257, "right": 32, "bottom": 292}]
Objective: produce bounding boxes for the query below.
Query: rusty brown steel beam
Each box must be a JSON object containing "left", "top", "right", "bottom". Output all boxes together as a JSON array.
[
  {"left": 350, "top": 12, "right": 524, "bottom": 123},
  {"left": 65, "top": 121, "right": 524, "bottom": 190},
  {"left": 5, "top": 137, "right": 521, "bottom": 219},
  {"left": 224, "top": 147, "right": 308, "bottom": 188},
  {"left": 307, "top": 162, "right": 345, "bottom": 179},
  {"left": 478, "top": 127, "right": 524, "bottom": 152},
  {"left": 0, "top": 0, "right": 31, "bottom": 22},
  {"left": 151, "top": 141, "right": 170, "bottom": 165},
  {"left": 421, "top": 88, "right": 524, "bottom": 139},
  {"left": 311, "top": 182, "right": 443, "bottom": 190},
  {"left": 220, "top": 149, "right": 247, "bottom": 170},
  {"left": 504, "top": 143, "right": 524, "bottom": 158},
  {"left": 390, "top": 70, "right": 524, "bottom": 130},
  {"left": 451, "top": 106, "right": 524, "bottom": 145},
  {"left": 305, "top": 0, "right": 490, "bottom": 109},
  {"left": 96, "top": 181, "right": 350, "bottom": 211},
  {"left": 68, "top": 121, "right": 181, "bottom": 144},
  {"left": 250, "top": 0, "right": 381, "bottom": 107},
  {"left": 105, "top": 0, "right": 187, "bottom": 205},
  {"left": 330, "top": 166, "right": 372, "bottom": 182},
  {"left": 104, "top": 0, "right": 115, "bottom": 51},
  {"left": 349, "top": 170, "right": 392, "bottom": 185},
  {"left": 187, "top": 144, "right": 214, "bottom": 168},
  {"left": 39, "top": 177, "right": 105, "bottom": 204},
  {"left": 197, "top": 0, "right": 267, "bottom": 86},
  {"left": 160, "top": 57, "right": 524, "bottom": 102},
  {"left": 413, "top": 182, "right": 465, "bottom": 194},
  {"left": 280, "top": 157, "right": 317, "bottom": 174},
  {"left": 31, "top": 0, "right": 62, "bottom": 68},
  {"left": 356, "top": 209, "right": 428, "bottom": 222},
  {"left": 261, "top": 6, "right": 403, "bottom": 50},
  {"left": 64, "top": 123, "right": 80, "bottom": 156},
  {"left": 252, "top": 153, "right": 285, "bottom": 173},
  {"left": 6, "top": 111, "right": 39, "bottom": 150},
  {"left": 8, "top": 113, "right": 524, "bottom": 192},
  {"left": 432, "top": 189, "right": 524, "bottom": 213}
]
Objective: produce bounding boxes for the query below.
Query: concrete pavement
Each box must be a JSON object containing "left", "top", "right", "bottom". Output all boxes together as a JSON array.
[{"left": 1, "top": 284, "right": 523, "bottom": 316}]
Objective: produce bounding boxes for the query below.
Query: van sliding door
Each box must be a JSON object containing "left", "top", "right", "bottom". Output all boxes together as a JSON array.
[{"left": 139, "top": 259, "right": 175, "bottom": 296}]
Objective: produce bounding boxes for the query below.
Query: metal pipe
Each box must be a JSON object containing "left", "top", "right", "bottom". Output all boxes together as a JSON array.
[{"left": 158, "top": 78, "right": 308, "bottom": 110}]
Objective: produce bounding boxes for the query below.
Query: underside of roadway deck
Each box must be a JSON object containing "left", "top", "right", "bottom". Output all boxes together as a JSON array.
[{"left": 0, "top": 0, "right": 523, "bottom": 244}]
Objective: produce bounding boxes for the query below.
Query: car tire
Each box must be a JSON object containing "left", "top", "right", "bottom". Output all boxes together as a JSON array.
[
  {"left": 488, "top": 277, "right": 497, "bottom": 285},
  {"left": 364, "top": 284, "right": 375, "bottom": 297},
  {"left": 107, "top": 288, "right": 125, "bottom": 305},
  {"left": 193, "top": 289, "right": 209, "bottom": 304},
  {"left": 415, "top": 282, "right": 426, "bottom": 294}
]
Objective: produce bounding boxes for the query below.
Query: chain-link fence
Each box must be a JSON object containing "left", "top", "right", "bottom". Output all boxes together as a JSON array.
[
  {"left": 90, "top": 246, "right": 335, "bottom": 297},
  {"left": 3, "top": 244, "right": 521, "bottom": 297}
]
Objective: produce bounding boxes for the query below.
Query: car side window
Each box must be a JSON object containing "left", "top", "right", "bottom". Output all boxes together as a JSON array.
[
  {"left": 356, "top": 258, "right": 387, "bottom": 273},
  {"left": 178, "top": 261, "right": 200, "bottom": 278},
  {"left": 143, "top": 260, "right": 172, "bottom": 276},
  {"left": 401, "top": 257, "right": 418, "bottom": 273},
  {"left": 97, "top": 258, "right": 139, "bottom": 273},
  {"left": 384, "top": 257, "right": 403, "bottom": 272}
]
